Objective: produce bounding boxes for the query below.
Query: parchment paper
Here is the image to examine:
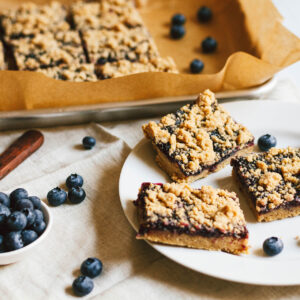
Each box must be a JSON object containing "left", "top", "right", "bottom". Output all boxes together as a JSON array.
[{"left": 0, "top": 0, "right": 299, "bottom": 111}]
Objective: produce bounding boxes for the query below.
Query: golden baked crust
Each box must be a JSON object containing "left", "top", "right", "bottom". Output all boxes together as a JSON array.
[
  {"left": 134, "top": 182, "right": 249, "bottom": 254},
  {"left": 143, "top": 90, "right": 254, "bottom": 182}
]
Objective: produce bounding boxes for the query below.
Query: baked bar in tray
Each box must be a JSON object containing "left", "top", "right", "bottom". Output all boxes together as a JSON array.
[
  {"left": 143, "top": 90, "right": 254, "bottom": 183},
  {"left": 231, "top": 147, "right": 300, "bottom": 222},
  {"left": 134, "top": 182, "right": 249, "bottom": 254}
]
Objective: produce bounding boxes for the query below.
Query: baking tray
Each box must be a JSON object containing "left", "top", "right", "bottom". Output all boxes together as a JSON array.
[{"left": 0, "top": 77, "right": 276, "bottom": 130}]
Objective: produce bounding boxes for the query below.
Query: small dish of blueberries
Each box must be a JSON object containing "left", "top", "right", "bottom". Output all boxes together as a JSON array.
[{"left": 0, "top": 188, "right": 52, "bottom": 265}]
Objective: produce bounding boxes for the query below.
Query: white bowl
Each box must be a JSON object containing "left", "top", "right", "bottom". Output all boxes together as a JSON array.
[{"left": 0, "top": 201, "right": 53, "bottom": 265}]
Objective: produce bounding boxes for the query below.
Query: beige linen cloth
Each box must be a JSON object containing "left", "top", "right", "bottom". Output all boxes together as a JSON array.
[{"left": 0, "top": 79, "right": 300, "bottom": 300}]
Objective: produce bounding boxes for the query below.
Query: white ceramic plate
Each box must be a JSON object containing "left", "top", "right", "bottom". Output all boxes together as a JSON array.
[{"left": 119, "top": 100, "right": 300, "bottom": 286}]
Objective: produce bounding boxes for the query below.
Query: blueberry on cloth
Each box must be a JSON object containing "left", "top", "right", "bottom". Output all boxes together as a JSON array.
[
  {"left": 21, "top": 208, "right": 36, "bottom": 227},
  {"left": 263, "top": 237, "right": 284, "bottom": 256},
  {"left": 28, "top": 196, "right": 41, "bottom": 209},
  {"left": 201, "top": 36, "right": 217, "bottom": 53},
  {"left": 190, "top": 59, "right": 204, "bottom": 73},
  {"left": 15, "top": 199, "right": 34, "bottom": 211},
  {"left": 47, "top": 187, "right": 67, "bottom": 207},
  {"left": 197, "top": 6, "right": 213, "bottom": 22},
  {"left": 6, "top": 211, "right": 27, "bottom": 231},
  {"left": 5, "top": 231, "right": 24, "bottom": 251},
  {"left": 258, "top": 134, "right": 277, "bottom": 151},
  {"left": 72, "top": 276, "right": 94, "bottom": 297},
  {"left": 66, "top": 174, "right": 84, "bottom": 189},
  {"left": 82, "top": 136, "right": 96, "bottom": 150},
  {"left": 68, "top": 187, "right": 86, "bottom": 204},
  {"left": 170, "top": 25, "right": 185, "bottom": 39},
  {"left": 0, "top": 204, "right": 10, "bottom": 225},
  {"left": 10, "top": 188, "right": 28, "bottom": 208},
  {"left": 22, "top": 230, "right": 38, "bottom": 246},
  {"left": 171, "top": 13, "right": 186, "bottom": 26},
  {"left": 0, "top": 192, "right": 10, "bottom": 207},
  {"left": 80, "top": 258, "right": 103, "bottom": 278}
]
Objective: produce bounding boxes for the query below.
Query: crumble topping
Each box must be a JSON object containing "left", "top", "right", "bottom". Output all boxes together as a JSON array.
[
  {"left": 136, "top": 183, "right": 247, "bottom": 235},
  {"left": 232, "top": 147, "right": 300, "bottom": 213},
  {"left": 143, "top": 90, "right": 254, "bottom": 176}
]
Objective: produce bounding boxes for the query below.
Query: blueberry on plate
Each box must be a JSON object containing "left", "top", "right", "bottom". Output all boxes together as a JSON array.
[
  {"left": 258, "top": 134, "right": 277, "bottom": 151},
  {"left": 171, "top": 13, "right": 186, "bottom": 26},
  {"left": 21, "top": 230, "right": 38, "bottom": 246},
  {"left": 0, "top": 192, "right": 10, "bottom": 207},
  {"left": 47, "top": 187, "right": 67, "bottom": 207},
  {"left": 68, "top": 187, "right": 86, "bottom": 204},
  {"left": 34, "top": 209, "right": 44, "bottom": 224},
  {"left": 263, "top": 237, "right": 283, "bottom": 256},
  {"left": 82, "top": 136, "right": 96, "bottom": 150},
  {"left": 197, "top": 6, "right": 213, "bottom": 22},
  {"left": 31, "top": 220, "right": 46, "bottom": 235},
  {"left": 28, "top": 196, "right": 41, "bottom": 209},
  {"left": 66, "top": 174, "right": 84, "bottom": 189},
  {"left": 190, "top": 59, "right": 204, "bottom": 73},
  {"left": 72, "top": 276, "right": 94, "bottom": 297},
  {"left": 10, "top": 188, "right": 28, "bottom": 208},
  {"left": 170, "top": 25, "right": 185, "bottom": 39},
  {"left": 15, "top": 199, "right": 34, "bottom": 211},
  {"left": 81, "top": 257, "right": 103, "bottom": 278},
  {"left": 0, "top": 204, "right": 10, "bottom": 225},
  {"left": 5, "top": 231, "right": 24, "bottom": 251},
  {"left": 21, "top": 208, "right": 36, "bottom": 227},
  {"left": 6, "top": 211, "right": 27, "bottom": 231},
  {"left": 201, "top": 37, "right": 217, "bottom": 53}
]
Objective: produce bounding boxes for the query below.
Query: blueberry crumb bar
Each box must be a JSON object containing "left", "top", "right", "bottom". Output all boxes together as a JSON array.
[
  {"left": 143, "top": 90, "right": 254, "bottom": 183},
  {"left": 231, "top": 147, "right": 300, "bottom": 222},
  {"left": 134, "top": 182, "right": 249, "bottom": 254}
]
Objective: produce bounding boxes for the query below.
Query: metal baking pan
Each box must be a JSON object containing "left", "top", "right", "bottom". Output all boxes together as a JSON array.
[{"left": 0, "top": 77, "right": 276, "bottom": 130}]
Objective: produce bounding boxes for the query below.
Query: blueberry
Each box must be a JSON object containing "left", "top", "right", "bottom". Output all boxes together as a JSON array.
[
  {"left": 82, "top": 136, "right": 96, "bottom": 150},
  {"left": 66, "top": 174, "right": 84, "bottom": 189},
  {"left": 97, "top": 57, "right": 107, "bottom": 65},
  {"left": 190, "top": 59, "right": 204, "bottom": 73},
  {"left": 171, "top": 13, "right": 186, "bottom": 26},
  {"left": 170, "top": 25, "right": 185, "bottom": 39},
  {"left": 201, "top": 37, "right": 217, "bottom": 53},
  {"left": 31, "top": 220, "right": 46, "bottom": 235},
  {"left": 72, "top": 276, "right": 94, "bottom": 297},
  {"left": 10, "top": 188, "right": 28, "bottom": 208},
  {"left": 68, "top": 187, "right": 86, "bottom": 204},
  {"left": 0, "top": 204, "right": 10, "bottom": 225},
  {"left": 47, "top": 187, "right": 67, "bottom": 206},
  {"left": 5, "top": 231, "right": 24, "bottom": 251},
  {"left": 15, "top": 199, "right": 34, "bottom": 211},
  {"left": 0, "top": 234, "right": 4, "bottom": 252},
  {"left": 81, "top": 257, "right": 103, "bottom": 278},
  {"left": 21, "top": 208, "right": 36, "bottom": 227},
  {"left": 21, "top": 230, "right": 38, "bottom": 246},
  {"left": 263, "top": 237, "right": 283, "bottom": 256},
  {"left": 6, "top": 211, "right": 27, "bottom": 231},
  {"left": 28, "top": 196, "right": 41, "bottom": 209},
  {"left": 34, "top": 209, "right": 44, "bottom": 224},
  {"left": 0, "top": 192, "right": 10, "bottom": 207},
  {"left": 258, "top": 134, "right": 277, "bottom": 151},
  {"left": 197, "top": 6, "right": 213, "bottom": 22}
]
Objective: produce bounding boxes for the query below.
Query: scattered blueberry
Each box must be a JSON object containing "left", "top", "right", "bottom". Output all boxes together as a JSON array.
[
  {"left": 201, "top": 37, "right": 217, "bottom": 53},
  {"left": 0, "top": 204, "right": 10, "bottom": 225},
  {"left": 28, "top": 196, "right": 41, "bottom": 209},
  {"left": 31, "top": 221, "right": 46, "bottom": 235},
  {"left": 0, "top": 192, "right": 10, "bottom": 207},
  {"left": 21, "top": 208, "right": 36, "bottom": 227},
  {"left": 72, "top": 276, "right": 94, "bottom": 297},
  {"left": 82, "top": 136, "right": 96, "bottom": 150},
  {"left": 170, "top": 25, "right": 185, "bottom": 39},
  {"left": 47, "top": 187, "right": 67, "bottom": 207},
  {"left": 5, "top": 231, "right": 24, "bottom": 251},
  {"left": 68, "top": 187, "right": 86, "bottom": 204},
  {"left": 6, "top": 211, "right": 27, "bottom": 231},
  {"left": 34, "top": 209, "right": 44, "bottom": 224},
  {"left": 190, "top": 59, "right": 204, "bottom": 73},
  {"left": 15, "top": 199, "right": 34, "bottom": 211},
  {"left": 22, "top": 230, "right": 38, "bottom": 246},
  {"left": 81, "top": 257, "right": 103, "bottom": 278},
  {"left": 263, "top": 237, "right": 283, "bottom": 256},
  {"left": 197, "top": 6, "right": 213, "bottom": 22},
  {"left": 66, "top": 174, "right": 84, "bottom": 189},
  {"left": 10, "top": 188, "right": 28, "bottom": 208},
  {"left": 171, "top": 13, "right": 186, "bottom": 26},
  {"left": 258, "top": 134, "right": 277, "bottom": 151}
]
